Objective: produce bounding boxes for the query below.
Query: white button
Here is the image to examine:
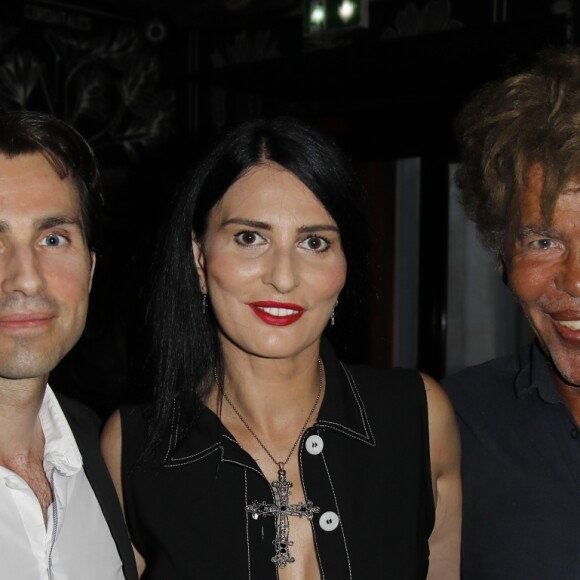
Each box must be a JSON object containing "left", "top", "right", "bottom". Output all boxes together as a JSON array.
[
  {"left": 305, "top": 435, "right": 324, "bottom": 455},
  {"left": 319, "top": 511, "right": 339, "bottom": 531}
]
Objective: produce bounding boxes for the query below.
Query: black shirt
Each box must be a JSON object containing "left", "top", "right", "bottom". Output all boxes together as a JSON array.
[
  {"left": 121, "top": 341, "right": 434, "bottom": 579},
  {"left": 443, "top": 344, "right": 580, "bottom": 579}
]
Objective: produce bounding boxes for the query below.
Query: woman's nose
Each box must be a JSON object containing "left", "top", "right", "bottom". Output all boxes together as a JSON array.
[{"left": 262, "top": 248, "right": 299, "bottom": 294}]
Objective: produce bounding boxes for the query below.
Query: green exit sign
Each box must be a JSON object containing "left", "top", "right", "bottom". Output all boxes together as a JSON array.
[{"left": 304, "top": 0, "right": 369, "bottom": 35}]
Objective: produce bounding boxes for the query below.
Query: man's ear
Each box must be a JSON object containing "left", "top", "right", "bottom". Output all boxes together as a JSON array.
[
  {"left": 192, "top": 237, "right": 207, "bottom": 294},
  {"left": 89, "top": 252, "right": 96, "bottom": 292}
]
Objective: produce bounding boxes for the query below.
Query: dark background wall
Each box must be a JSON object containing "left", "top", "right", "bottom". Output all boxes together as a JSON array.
[{"left": 0, "top": 0, "right": 574, "bottom": 417}]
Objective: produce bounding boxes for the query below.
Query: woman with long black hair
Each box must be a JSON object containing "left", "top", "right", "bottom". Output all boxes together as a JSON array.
[{"left": 102, "top": 116, "right": 461, "bottom": 579}]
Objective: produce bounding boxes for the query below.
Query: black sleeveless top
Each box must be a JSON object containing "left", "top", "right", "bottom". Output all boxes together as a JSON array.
[{"left": 121, "top": 341, "right": 435, "bottom": 579}]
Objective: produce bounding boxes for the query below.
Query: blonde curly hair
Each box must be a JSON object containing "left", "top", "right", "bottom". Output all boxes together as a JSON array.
[{"left": 455, "top": 48, "right": 580, "bottom": 256}]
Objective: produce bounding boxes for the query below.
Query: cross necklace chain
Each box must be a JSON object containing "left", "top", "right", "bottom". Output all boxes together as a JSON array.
[{"left": 219, "top": 360, "right": 323, "bottom": 569}]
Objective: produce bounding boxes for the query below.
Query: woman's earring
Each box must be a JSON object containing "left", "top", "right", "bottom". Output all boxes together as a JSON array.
[{"left": 202, "top": 293, "right": 208, "bottom": 314}]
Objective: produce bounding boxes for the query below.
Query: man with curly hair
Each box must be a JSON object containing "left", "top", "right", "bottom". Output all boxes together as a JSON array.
[{"left": 443, "top": 49, "right": 580, "bottom": 579}]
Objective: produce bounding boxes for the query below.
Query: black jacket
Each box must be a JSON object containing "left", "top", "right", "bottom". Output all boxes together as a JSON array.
[{"left": 58, "top": 393, "right": 139, "bottom": 580}]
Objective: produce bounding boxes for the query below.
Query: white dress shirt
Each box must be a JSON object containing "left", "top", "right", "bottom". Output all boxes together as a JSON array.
[{"left": 0, "top": 386, "right": 125, "bottom": 580}]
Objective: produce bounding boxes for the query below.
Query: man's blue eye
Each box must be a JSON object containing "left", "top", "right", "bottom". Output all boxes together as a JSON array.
[
  {"left": 531, "top": 239, "right": 554, "bottom": 250},
  {"left": 40, "top": 234, "right": 67, "bottom": 247}
]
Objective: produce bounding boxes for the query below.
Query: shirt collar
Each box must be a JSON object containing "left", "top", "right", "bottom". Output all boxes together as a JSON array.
[
  {"left": 315, "top": 338, "right": 375, "bottom": 445},
  {"left": 165, "top": 338, "right": 375, "bottom": 467},
  {"left": 39, "top": 386, "right": 83, "bottom": 475},
  {"left": 514, "top": 342, "right": 563, "bottom": 404}
]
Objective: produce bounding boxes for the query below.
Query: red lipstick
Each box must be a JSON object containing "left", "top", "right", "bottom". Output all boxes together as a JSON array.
[{"left": 248, "top": 301, "right": 305, "bottom": 326}]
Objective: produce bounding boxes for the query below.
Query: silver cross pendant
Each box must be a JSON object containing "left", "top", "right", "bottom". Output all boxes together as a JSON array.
[{"left": 246, "top": 465, "right": 320, "bottom": 568}]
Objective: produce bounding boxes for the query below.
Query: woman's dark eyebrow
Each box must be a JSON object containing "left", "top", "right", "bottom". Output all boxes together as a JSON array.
[
  {"left": 221, "top": 218, "right": 271, "bottom": 230},
  {"left": 298, "top": 224, "right": 339, "bottom": 234},
  {"left": 221, "top": 219, "right": 339, "bottom": 234}
]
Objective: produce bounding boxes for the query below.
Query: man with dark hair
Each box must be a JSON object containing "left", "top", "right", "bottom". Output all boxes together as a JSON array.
[
  {"left": 443, "top": 49, "right": 580, "bottom": 579},
  {"left": 0, "top": 110, "right": 137, "bottom": 579}
]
